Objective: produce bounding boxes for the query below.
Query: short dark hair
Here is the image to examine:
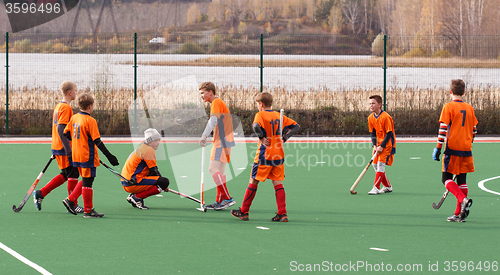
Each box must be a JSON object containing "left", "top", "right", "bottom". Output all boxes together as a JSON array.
[
  {"left": 369, "top": 95, "right": 383, "bottom": 104},
  {"left": 199, "top": 82, "right": 216, "bottom": 95},
  {"left": 451, "top": 79, "right": 465, "bottom": 95},
  {"left": 78, "top": 93, "right": 94, "bottom": 110},
  {"left": 255, "top": 92, "right": 273, "bottom": 107}
]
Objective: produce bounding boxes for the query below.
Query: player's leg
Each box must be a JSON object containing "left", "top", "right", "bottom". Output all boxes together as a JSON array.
[
  {"left": 34, "top": 156, "right": 69, "bottom": 210},
  {"left": 442, "top": 155, "right": 466, "bottom": 203},
  {"left": 379, "top": 158, "right": 393, "bottom": 193},
  {"left": 270, "top": 164, "right": 288, "bottom": 222},
  {"left": 128, "top": 177, "right": 169, "bottom": 210},
  {"left": 231, "top": 177, "right": 259, "bottom": 221},
  {"left": 214, "top": 160, "right": 235, "bottom": 210},
  {"left": 454, "top": 173, "right": 468, "bottom": 216},
  {"left": 369, "top": 160, "right": 382, "bottom": 195}
]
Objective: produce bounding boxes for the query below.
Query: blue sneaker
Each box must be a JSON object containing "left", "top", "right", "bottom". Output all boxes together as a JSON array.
[
  {"left": 33, "top": 190, "right": 43, "bottom": 211},
  {"left": 214, "top": 198, "right": 235, "bottom": 211},
  {"left": 205, "top": 202, "right": 220, "bottom": 210}
]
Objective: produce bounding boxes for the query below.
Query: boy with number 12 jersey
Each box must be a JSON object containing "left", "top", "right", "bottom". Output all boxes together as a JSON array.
[{"left": 231, "top": 92, "right": 300, "bottom": 222}]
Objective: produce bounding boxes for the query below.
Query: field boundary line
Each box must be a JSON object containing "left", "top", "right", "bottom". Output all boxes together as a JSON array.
[
  {"left": 1, "top": 136, "right": 500, "bottom": 144},
  {"left": 0, "top": 241, "right": 52, "bottom": 275},
  {"left": 478, "top": 176, "right": 500, "bottom": 196}
]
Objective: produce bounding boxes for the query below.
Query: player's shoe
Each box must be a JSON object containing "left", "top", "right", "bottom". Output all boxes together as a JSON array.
[
  {"left": 62, "top": 198, "right": 77, "bottom": 215},
  {"left": 447, "top": 214, "right": 465, "bottom": 222},
  {"left": 271, "top": 213, "right": 288, "bottom": 222},
  {"left": 33, "top": 190, "right": 44, "bottom": 211},
  {"left": 459, "top": 198, "right": 472, "bottom": 220},
  {"left": 368, "top": 186, "right": 380, "bottom": 195},
  {"left": 379, "top": 186, "right": 392, "bottom": 193},
  {"left": 204, "top": 202, "right": 220, "bottom": 210},
  {"left": 74, "top": 204, "right": 84, "bottom": 214},
  {"left": 231, "top": 208, "right": 249, "bottom": 221},
  {"left": 83, "top": 209, "right": 104, "bottom": 218},
  {"left": 126, "top": 194, "right": 149, "bottom": 210},
  {"left": 214, "top": 198, "right": 236, "bottom": 210}
]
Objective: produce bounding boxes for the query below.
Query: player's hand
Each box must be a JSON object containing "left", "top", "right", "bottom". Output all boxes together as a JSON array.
[
  {"left": 106, "top": 153, "right": 119, "bottom": 166},
  {"left": 432, "top": 148, "right": 441, "bottom": 161},
  {"left": 376, "top": 146, "right": 384, "bottom": 153},
  {"left": 199, "top": 134, "right": 207, "bottom": 147},
  {"left": 260, "top": 137, "right": 271, "bottom": 147},
  {"left": 129, "top": 179, "right": 137, "bottom": 185}
]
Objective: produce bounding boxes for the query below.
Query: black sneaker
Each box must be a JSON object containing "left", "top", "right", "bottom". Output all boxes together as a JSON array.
[
  {"left": 230, "top": 208, "right": 249, "bottom": 221},
  {"left": 74, "top": 204, "right": 84, "bottom": 214},
  {"left": 33, "top": 190, "right": 44, "bottom": 211},
  {"left": 83, "top": 209, "right": 104, "bottom": 218},
  {"left": 126, "top": 194, "right": 149, "bottom": 210},
  {"left": 271, "top": 213, "right": 288, "bottom": 222},
  {"left": 62, "top": 198, "right": 77, "bottom": 215}
]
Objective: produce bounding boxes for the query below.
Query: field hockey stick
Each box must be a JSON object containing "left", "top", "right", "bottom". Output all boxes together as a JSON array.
[
  {"left": 280, "top": 109, "right": 284, "bottom": 140},
  {"left": 350, "top": 151, "right": 378, "bottom": 195},
  {"left": 100, "top": 160, "right": 131, "bottom": 183},
  {"left": 196, "top": 146, "right": 206, "bottom": 212},
  {"left": 169, "top": 189, "right": 206, "bottom": 211},
  {"left": 432, "top": 175, "right": 456, "bottom": 209},
  {"left": 13, "top": 155, "right": 55, "bottom": 212}
]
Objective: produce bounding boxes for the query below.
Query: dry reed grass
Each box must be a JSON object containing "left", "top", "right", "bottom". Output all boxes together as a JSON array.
[
  {"left": 122, "top": 56, "right": 500, "bottom": 68},
  {"left": 1, "top": 85, "right": 499, "bottom": 112}
]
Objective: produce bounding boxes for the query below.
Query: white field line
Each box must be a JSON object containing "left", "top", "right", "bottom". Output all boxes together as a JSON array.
[
  {"left": 478, "top": 176, "right": 500, "bottom": 196},
  {"left": 0, "top": 241, "right": 52, "bottom": 275}
]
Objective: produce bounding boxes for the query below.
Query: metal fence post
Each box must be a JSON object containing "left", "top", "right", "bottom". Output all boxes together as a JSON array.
[
  {"left": 260, "top": 33, "right": 263, "bottom": 93},
  {"left": 5, "top": 32, "right": 9, "bottom": 135},
  {"left": 133, "top": 32, "right": 137, "bottom": 136},
  {"left": 383, "top": 34, "right": 387, "bottom": 111}
]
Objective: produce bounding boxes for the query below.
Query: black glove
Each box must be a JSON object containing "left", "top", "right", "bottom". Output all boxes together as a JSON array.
[{"left": 105, "top": 153, "right": 119, "bottom": 166}]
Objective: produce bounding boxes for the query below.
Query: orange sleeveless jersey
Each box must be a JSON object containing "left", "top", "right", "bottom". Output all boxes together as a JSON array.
[
  {"left": 51, "top": 102, "right": 73, "bottom": 155},
  {"left": 440, "top": 100, "right": 478, "bottom": 156},
  {"left": 368, "top": 111, "right": 396, "bottom": 151},
  {"left": 121, "top": 143, "right": 157, "bottom": 184},
  {"left": 210, "top": 98, "right": 234, "bottom": 148},
  {"left": 253, "top": 110, "right": 297, "bottom": 165},
  {"left": 64, "top": 112, "right": 101, "bottom": 168}
]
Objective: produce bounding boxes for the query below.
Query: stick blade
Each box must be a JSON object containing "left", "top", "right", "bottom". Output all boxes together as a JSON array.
[
  {"left": 432, "top": 202, "right": 439, "bottom": 209},
  {"left": 12, "top": 205, "right": 22, "bottom": 212}
]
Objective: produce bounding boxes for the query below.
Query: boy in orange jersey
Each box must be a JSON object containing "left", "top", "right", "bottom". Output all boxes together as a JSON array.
[
  {"left": 62, "top": 93, "right": 119, "bottom": 218},
  {"left": 432, "top": 79, "right": 477, "bottom": 222},
  {"left": 367, "top": 95, "right": 396, "bottom": 195},
  {"left": 199, "top": 82, "right": 236, "bottom": 210},
  {"left": 231, "top": 92, "right": 300, "bottom": 222},
  {"left": 121, "top": 128, "right": 170, "bottom": 210},
  {"left": 33, "top": 81, "right": 83, "bottom": 213}
]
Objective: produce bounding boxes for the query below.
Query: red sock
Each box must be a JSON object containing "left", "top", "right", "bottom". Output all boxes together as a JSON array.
[
  {"left": 82, "top": 187, "right": 93, "bottom": 213},
  {"left": 455, "top": 184, "right": 468, "bottom": 215},
  {"left": 136, "top": 186, "right": 160, "bottom": 199},
  {"left": 40, "top": 174, "right": 66, "bottom": 197},
  {"left": 240, "top": 183, "right": 258, "bottom": 213},
  {"left": 68, "top": 180, "right": 83, "bottom": 203},
  {"left": 67, "top": 178, "right": 79, "bottom": 205},
  {"left": 445, "top": 179, "right": 466, "bottom": 204},
  {"left": 374, "top": 172, "right": 383, "bottom": 189},
  {"left": 213, "top": 172, "right": 223, "bottom": 203},
  {"left": 274, "top": 184, "right": 287, "bottom": 215},
  {"left": 381, "top": 172, "right": 391, "bottom": 187},
  {"left": 221, "top": 175, "right": 231, "bottom": 201}
]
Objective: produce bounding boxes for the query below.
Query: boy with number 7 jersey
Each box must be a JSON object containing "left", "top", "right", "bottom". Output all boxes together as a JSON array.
[
  {"left": 231, "top": 92, "right": 300, "bottom": 222},
  {"left": 62, "top": 93, "right": 119, "bottom": 218}
]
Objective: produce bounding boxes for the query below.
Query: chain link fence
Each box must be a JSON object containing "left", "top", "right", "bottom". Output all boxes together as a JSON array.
[{"left": 1, "top": 32, "right": 499, "bottom": 136}]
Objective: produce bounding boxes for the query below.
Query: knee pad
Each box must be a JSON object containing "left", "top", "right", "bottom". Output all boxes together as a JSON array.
[{"left": 156, "top": 177, "right": 170, "bottom": 191}]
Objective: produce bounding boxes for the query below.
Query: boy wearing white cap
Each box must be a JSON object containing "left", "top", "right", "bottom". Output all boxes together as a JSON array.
[{"left": 121, "top": 128, "right": 170, "bottom": 209}]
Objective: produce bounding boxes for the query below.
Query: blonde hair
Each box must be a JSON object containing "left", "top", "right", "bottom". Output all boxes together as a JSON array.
[
  {"left": 60, "top": 81, "right": 76, "bottom": 96},
  {"left": 256, "top": 92, "right": 273, "bottom": 108},
  {"left": 78, "top": 93, "right": 94, "bottom": 110},
  {"left": 199, "top": 82, "right": 216, "bottom": 95}
]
